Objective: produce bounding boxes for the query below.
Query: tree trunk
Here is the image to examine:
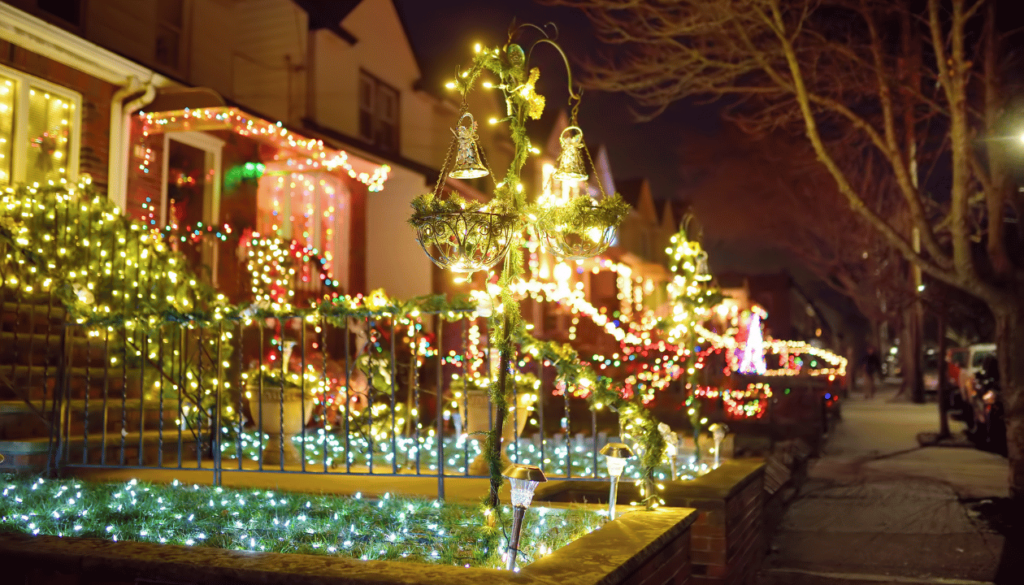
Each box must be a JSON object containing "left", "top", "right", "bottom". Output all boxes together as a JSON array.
[
  {"left": 899, "top": 307, "right": 924, "bottom": 402},
  {"left": 912, "top": 303, "right": 926, "bottom": 404},
  {"left": 994, "top": 302, "right": 1024, "bottom": 502}
]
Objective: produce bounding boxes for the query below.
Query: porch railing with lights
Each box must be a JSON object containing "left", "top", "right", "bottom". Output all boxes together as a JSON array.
[{"left": 33, "top": 313, "right": 686, "bottom": 496}]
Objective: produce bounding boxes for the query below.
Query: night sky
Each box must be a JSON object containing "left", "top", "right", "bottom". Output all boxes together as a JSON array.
[{"left": 395, "top": 0, "right": 723, "bottom": 209}]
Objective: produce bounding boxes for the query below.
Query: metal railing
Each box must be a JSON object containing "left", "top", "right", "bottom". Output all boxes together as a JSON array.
[
  {"left": 38, "top": 312, "right": 647, "bottom": 497},
  {"left": 0, "top": 187, "right": 667, "bottom": 500}
]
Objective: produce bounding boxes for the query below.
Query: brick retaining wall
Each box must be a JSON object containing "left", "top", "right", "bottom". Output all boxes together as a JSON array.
[
  {"left": 0, "top": 504, "right": 697, "bottom": 585},
  {"left": 536, "top": 459, "right": 766, "bottom": 585}
]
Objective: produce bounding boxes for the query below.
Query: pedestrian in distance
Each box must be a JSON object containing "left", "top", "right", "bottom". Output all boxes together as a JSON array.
[{"left": 863, "top": 346, "right": 882, "bottom": 400}]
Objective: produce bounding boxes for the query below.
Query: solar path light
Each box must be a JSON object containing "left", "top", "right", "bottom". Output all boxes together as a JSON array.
[
  {"left": 503, "top": 463, "right": 547, "bottom": 571},
  {"left": 599, "top": 442, "right": 634, "bottom": 520}
]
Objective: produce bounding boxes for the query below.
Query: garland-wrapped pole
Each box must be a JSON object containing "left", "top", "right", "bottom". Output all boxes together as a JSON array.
[
  {"left": 407, "top": 27, "right": 629, "bottom": 509},
  {"left": 487, "top": 311, "right": 512, "bottom": 507}
]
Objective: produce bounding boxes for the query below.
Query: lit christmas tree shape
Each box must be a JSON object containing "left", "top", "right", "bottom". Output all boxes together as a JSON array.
[{"left": 738, "top": 311, "right": 767, "bottom": 375}]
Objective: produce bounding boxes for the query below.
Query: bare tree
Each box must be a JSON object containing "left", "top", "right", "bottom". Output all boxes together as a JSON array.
[
  {"left": 681, "top": 129, "right": 912, "bottom": 344},
  {"left": 549, "top": 0, "right": 1024, "bottom": 499}
]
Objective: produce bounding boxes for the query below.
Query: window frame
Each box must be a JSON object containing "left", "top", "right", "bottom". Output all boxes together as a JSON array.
[
  {"left": 154, "top": 0, "right": 190, "bottom": 75},
  {"left": 0, "top": 63, "right": 82, "bottom": 187},
  {"left": 357, "top": 69, "right": 400, "bottom": 153}
]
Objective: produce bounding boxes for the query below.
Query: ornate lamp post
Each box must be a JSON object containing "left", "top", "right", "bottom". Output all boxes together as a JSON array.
[
  {"left": 409, "top": 24, "right": 628, "bottom": 508},
  {"left": 503, "top": 463, "right": 548, "bottom": 571},
  {"left": 599, "top": 442, "right": 633, "bottom": 520}
]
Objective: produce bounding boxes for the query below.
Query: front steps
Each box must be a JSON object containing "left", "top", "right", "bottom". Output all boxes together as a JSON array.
[{"left": 0, "top": 297, "right": 201, "bottom": 470}]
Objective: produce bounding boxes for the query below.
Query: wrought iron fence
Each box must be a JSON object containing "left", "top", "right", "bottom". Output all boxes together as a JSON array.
[{"left": 38, "top": 312, "right": 678, "bottom": 498}]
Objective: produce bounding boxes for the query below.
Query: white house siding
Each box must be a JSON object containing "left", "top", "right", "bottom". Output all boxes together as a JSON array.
[
  {"left": 310, "top": 29, "right": 358, "bottom": 138},
  {"left": 189, "top": 0, "right": 235, "bottom": 98},
  {"left": 365, "top": 166, "right": 432, "bottom": 299},
  {"left": 312, "top": 0, "right": 438, "bottom": 300},
  {"left": 85, "top": 0, "right": 157, "bottom": 67},
  {"left": 340, "top": 0, "right": 422, "bottom": 159},
  {"left": 232, "top": 0, "right": 306, "bottom": 124}
]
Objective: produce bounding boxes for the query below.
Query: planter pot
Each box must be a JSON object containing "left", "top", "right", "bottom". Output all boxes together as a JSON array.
[
  {"left": 460, "top": 388, "right": 532, "bottom": 475},
  {"left": 249, "top": 383, "right": 315, "bottom": 466}
]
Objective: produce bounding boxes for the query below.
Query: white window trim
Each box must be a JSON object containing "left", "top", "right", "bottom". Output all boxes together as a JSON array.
[
  {"left": 0, "top": 62, "right": 82, "bottom": 186},
  {"left": 159, "top": 130, "right": 223, "bottom": 284}
]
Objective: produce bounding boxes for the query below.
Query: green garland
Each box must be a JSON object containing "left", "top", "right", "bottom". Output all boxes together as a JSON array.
[
  {"left": 518, "top": 333, "right": 666, "bottom": 508},
  {"left": 529, "top": 193, "right": 631, "bottom": 240},
  {"left": 408, "top": 192, "right": 517, "bottom": 226}
]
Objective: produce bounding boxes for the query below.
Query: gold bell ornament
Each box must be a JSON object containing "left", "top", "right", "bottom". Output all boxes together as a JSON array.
[
  {"left": 449, "top": 112, "right": 489, "bottom": 179},
  {"left": 554, "top": 126, "right": 588, "bottom": 182}
]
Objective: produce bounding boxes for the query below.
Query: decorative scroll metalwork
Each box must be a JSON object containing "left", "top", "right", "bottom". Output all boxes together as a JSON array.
[{"left": 413, "top": 211, "right": 517, "bottom": 273}]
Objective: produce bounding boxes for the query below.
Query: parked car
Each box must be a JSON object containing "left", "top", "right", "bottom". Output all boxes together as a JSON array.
[
  {"left": 968, "top": 354, "right": 1006, "bottom": 454},
  {"left": 957, "top": 343, "right": 996, "bottom": 408}
]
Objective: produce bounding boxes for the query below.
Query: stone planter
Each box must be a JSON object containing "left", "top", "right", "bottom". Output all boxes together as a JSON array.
[
  {"left": 535, "top": 459, "right": 767, "bottom": 585},
  {"left": 460, "top": 387, "right": 532, "bottom": 476},
  {"left": 0, "top": 504, "right": 698, "bottom": 585},
  {"left": 249, "top": 383, "right": 315, "bottom": 466}
]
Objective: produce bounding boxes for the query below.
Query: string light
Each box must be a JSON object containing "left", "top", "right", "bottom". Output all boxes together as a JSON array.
[
  {"left": 138, "top": 107, "right": 390, "bottom": 192},
  {"left": 0, "top": 476, "right": 601, "bottom": 568}
]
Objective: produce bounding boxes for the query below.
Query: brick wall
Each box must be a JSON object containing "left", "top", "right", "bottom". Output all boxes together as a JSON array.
[
  {"left": 126, "top": 120, "right": 163, "bottom": 221},
  {"left": 688, "top": 473, "right": 765, "bottom": 585},
  {"left": 0, "top": 41, "right": 117, "bottom": 190},
  {"left": 536, "top": 460, "right": 767, "bottom": 585},
  {"left": 622, "top": 528, "right": 693, "bottom": 585},
  {"left": 347, "top": 178, "right": 366, "bottom": 295}
]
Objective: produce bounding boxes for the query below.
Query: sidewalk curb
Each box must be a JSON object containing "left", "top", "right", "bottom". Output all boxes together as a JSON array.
[
  {"left": 916, "top": 432, "right": 976, "bottom": 449},
  {"left": 766, "top": 567, "right": 995, "bottom": 585}
]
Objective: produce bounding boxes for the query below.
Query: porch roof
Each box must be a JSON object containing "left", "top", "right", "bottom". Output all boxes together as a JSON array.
[{"left": 137, "top": 106, "right": 391, "bottom": 192}]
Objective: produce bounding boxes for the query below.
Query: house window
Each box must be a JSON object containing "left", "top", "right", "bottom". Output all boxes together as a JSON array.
[
  {"left": 358, "top": 71, "right": 400, "bottom": 153},
  {"left": 255, "top": 169, "right": 352, "bottom": 292},
  {"left": 155, "top": 0, "right": 186, "bottom": 71},
  {"left": 0, "top": 65, "right": 81, "bottom": 186}
]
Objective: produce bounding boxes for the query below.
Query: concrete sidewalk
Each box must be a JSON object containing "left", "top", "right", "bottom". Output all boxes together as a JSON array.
[{"left": 758, "top": 384, "right": 1011, "bottom": 585}]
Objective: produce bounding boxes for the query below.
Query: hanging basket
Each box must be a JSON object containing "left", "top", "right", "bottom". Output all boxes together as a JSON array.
[
  {"left": 537, "top": 215, "right": 616, "bottom": 260},
  {"left": 534, "top": 193, "right": 628, "bottom": 261},
  {"left": 410, "top": 102, "right": 513, "bottom": 274},
  {"left": 532, "top": 126, "right": 628, "bottom": 260},
  {"left": 413, "top": 209, "right": 516, "bottom": 273}
]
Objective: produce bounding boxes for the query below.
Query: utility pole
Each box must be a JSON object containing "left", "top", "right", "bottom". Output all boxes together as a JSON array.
[{"left": 937, "top": 300, "right": 950, "bottom": 438}]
